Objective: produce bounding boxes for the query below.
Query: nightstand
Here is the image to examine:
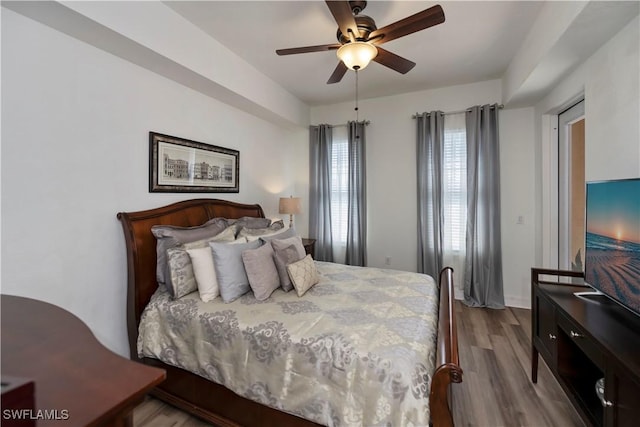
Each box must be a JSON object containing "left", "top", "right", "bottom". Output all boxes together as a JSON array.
[{"left": 301, "top": 238, "right": 316, "bottom": 258}]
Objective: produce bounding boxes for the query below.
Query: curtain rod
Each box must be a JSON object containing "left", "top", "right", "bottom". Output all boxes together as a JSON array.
[
  {"left": 331, "top": 120, "right": 370, "bottom": 128},
  {"left": 412, "top": 104, "right": 504, "bottom": 119},
  {"left": 312, "top": 121, "right": 371, "bottom": 128}
]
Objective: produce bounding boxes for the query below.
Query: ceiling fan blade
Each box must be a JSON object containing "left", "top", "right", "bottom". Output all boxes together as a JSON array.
[
  {"left": 373, "top": 47, "right": 416, "bottom": 74},
  {"left": 325, "top": 1, "right": 361, "bottom": 40},
  {"left": 327, "top": 61, "right": 348, "bottom": 84},
  {"left": 369, "top": 5, "right": 445, "bottom": 45},
  {"left": 276, "top": 44, "right": 342, "bottom": 56}
]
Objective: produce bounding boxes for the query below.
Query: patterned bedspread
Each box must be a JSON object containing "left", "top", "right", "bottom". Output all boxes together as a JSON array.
[{"left": 138, "top": 261, "right": 439, "bottom": 427}]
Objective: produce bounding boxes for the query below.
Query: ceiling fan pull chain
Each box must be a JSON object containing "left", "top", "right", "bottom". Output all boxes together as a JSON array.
[
  {"left": 355, "top": 68, "right": 359, "bottom": 123},
  {"left": 354, "top": 68, "right": 361, "bottom": 140}
]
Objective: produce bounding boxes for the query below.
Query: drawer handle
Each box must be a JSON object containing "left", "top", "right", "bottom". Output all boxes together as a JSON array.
[
  {"left": 570, "top": 331, "right": 583, "bottom": 338},
  {"left": 548, "top": 333, "right": 557, "bottom": 340}
]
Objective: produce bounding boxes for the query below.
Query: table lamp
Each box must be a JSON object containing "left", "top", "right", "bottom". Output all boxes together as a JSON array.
[{"left": 279, "top": 196, "right": 301, "bottom": 228}]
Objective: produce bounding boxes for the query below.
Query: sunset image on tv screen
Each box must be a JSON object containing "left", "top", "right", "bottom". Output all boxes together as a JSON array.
[{"left": 585, "top": 179, "right": 640, "bottom": 315}]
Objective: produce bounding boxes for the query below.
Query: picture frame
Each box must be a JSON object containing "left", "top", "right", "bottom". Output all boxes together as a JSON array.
[{"left": 149, "top": 132, "right": 239, "bottom": 193}]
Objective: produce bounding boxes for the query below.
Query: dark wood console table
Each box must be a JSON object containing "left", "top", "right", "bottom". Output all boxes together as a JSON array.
[
  {"left": 531, "top": 269, "right": 640, "bottom": 427},
  {"left": 1, "top": 295, "right": 165, "bottom": 427}
]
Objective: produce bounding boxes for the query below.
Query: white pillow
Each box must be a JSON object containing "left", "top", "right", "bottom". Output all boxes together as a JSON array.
[{"left": 186, "top": 247, "right": 219, "bottom": 302}]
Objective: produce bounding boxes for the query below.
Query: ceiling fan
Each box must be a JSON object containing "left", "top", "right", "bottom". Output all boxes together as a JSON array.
[{"left": 276, "top": 1, "right": 445, "bottom": 84}]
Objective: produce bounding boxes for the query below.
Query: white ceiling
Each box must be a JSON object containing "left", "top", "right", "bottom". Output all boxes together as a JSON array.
[
  {"left": 165, "top": 1, "right": 545, "bottom": 106},
  {"left": 5, "top": 0, "right": 637, "bottom": 123}
]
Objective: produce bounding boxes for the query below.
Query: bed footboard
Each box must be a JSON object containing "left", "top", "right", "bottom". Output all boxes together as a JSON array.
[{"left": 429, "top": 267, "right": 463, "bottom": 427}]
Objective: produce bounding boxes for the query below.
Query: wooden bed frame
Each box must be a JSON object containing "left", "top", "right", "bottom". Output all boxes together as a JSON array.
[{"left": 117, "top": 198, "right": 462, "bottom": 427}]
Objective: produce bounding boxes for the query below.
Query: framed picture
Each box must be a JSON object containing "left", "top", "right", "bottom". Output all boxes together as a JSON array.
[{"left": 149, "top": 132, "right": 239, "bottom": 193}]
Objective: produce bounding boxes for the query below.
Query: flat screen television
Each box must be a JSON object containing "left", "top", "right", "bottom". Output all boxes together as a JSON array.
[{"left": 584, "top": 178, "right": 640, "bottom": 316}]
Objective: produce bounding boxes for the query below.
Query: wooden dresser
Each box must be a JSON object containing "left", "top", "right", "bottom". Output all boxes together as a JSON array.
[
  {"left": 1, "top": 295, "right": 165, "bottom": 427},
  {"left": 531, "top": 269, "right": 640, "bottom": 427}
]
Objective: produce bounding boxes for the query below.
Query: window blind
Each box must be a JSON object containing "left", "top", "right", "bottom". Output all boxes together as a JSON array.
[
  {"left": 443, "top": 114, "right": 467, "bottom": 252},
  {"left": 331, "top": 127, "right": 348, "bottom": 244}
]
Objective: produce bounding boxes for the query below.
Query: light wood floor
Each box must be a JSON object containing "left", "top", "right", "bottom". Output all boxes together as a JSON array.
[
  {"left": 133, "top": 302, "right": 584, "bottom": 427},
  {"left": 450, "top": 302, "right": 583, "bottom": 427}
]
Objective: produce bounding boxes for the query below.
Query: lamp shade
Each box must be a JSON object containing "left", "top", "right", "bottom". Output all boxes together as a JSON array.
[
  {"left": 336, "top": 42, "right": 378, "bottom": 70},
  {"left": 279, "top": 197, "right": 301, "bottom": 215}
]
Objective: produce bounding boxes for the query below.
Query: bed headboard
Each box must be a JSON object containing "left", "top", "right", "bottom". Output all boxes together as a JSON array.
[{"left": 117, "top": 199, "right": 265, "bottom": 359}]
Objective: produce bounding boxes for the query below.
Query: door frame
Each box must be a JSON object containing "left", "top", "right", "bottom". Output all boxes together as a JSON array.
[
  {"left": 558, "top": 100, "right": 585, "bottom": 271},
  {"left": 540, "top": 94, "right": 585, "bottom": 271}
]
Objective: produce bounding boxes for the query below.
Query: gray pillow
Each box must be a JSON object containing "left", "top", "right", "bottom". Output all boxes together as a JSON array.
[
  {"left": 210, "top": 239, "right": 262, "bottom": 303},
  {"left": 238, "top": 221, "right": 285, "bottom": 240},
  {"left": 258, "top": 226, "right": 297, "bottom": 243},
  {"left": 152, "top": 218, "right": 229, "bottom": 288},
  {"left": 242, "top": 243, "right": 280, "bottom": 301},
  {"left": 270, "top": 236, "right": 306, "bottom": 292},
  {"left": 227, "top": 217, "right": 271, "bottom": 230}
]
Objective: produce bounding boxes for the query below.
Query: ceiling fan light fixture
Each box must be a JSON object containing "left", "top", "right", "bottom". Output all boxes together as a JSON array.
[{"left": 336, "top": 41, "right": 378, "bottom": 71}]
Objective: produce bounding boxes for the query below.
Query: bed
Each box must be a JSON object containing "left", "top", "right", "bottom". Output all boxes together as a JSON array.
[{"left": 117, "top": 198, "right": 462, "bottom": 427}]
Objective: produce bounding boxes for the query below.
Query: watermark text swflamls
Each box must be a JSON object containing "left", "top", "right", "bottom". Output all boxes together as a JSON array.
[{"left": 2, "top": 409, "right": 70, "bottom": 421}]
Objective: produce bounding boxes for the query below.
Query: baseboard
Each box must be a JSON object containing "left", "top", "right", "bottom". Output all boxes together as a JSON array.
[
  {"left": 505, "top": 295, "right": 530, "bottom": 309},
  {"left": 453, "top": 288, "right": 530, "bottom": 309}
]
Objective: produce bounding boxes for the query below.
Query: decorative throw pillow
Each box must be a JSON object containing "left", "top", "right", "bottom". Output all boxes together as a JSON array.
[
  {"left": 152, "top": 218, "right": 228, "bottom": 288},
  {"left": 180, "top": 225, "right": 238, "bottom": 252},
  {"left": 269, "top": 218, "right": 285, "bottom": 228},
  {"left": 200, "top": 224, "right": 237, "bottom": 243},
  {"left": 186, "top": 246, "right": 219, "bottom": 302},
  {"left": 166, "top": 247, "right": 198, "bottom": 299},
  {"left": 287, "top": 255, "right": 319, "bottom": 297},
  {"left": 227, "top": 217, "right": 272, "bottom": 230},
  {"left": 270, "top": 236, "right": 306, "bottom": 292},
  {"left": 238, "top": 220, "right": 285, "bottom": 241},
  {"left": 250, "top": 226, "right": 296, "bottom": 243},
  {"left": 242, "top": 243, "right": 280, "bottom": 301},
  {"left": 210, "top": 239, "right": 262, "bottom": 303}
]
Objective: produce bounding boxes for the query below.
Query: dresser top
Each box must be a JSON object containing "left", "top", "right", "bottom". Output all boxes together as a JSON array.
[{"left": 1, "top": 295, "right": 165, "bottom": 426}]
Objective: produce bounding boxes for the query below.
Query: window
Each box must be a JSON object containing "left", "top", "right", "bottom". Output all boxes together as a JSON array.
[
  {"left": 440, "top": 113, "right": 467, "bottom": 289},
  {"left": 442, "top": 113, "right": 467, "bottom": 253},
  {"left": 331, "top": 126, "right": 348, "bottom": 245}
]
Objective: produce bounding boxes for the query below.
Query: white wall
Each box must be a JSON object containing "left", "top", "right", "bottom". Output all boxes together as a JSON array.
[
  {"left": 534, "top": 15, "right": 640, "bottom": 268},
  {"left": 583, "top": 16, "right": 640, "bottom": 181},
  {"left": 311, "top": 80, "right": 537, "bottom": 307},
  {"left": 499, "top": 107, "right": 537, "bottom": 307},
  {"left": 1, "top": 9, "right": 307, "bottom": 356}
]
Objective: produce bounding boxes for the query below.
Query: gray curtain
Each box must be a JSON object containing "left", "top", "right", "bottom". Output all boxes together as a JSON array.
[
  {"left": 416, "top": 111, "right": 445, "bottom": 278},
  {"left": 309, "top": 125, "right": 334, "bottom": 262},
  {"left": 345, "top": 121, "right": 367, "bottom": 266},
  {"left": 464, "top": 104, "right": 504, "bottom": 308}
]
